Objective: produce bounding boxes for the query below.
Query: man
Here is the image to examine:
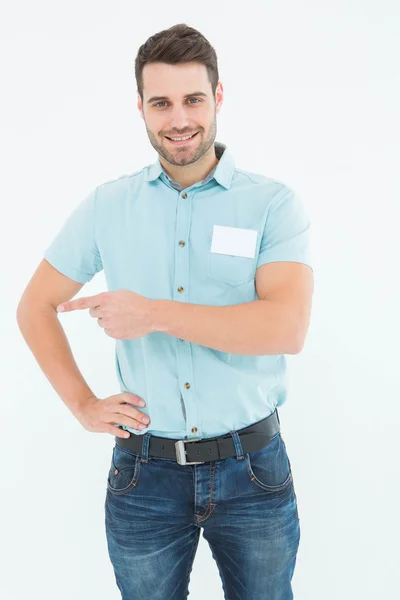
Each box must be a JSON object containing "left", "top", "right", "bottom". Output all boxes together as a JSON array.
[{"left": 16, "top": 23, "right": 314, "bottom": 600}]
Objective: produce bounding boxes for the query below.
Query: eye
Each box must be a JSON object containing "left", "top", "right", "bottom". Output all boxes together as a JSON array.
[{"left": 153, "top": 98, "right": 202, "bottom": 108}]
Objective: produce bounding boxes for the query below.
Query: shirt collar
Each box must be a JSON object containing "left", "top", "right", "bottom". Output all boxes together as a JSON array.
[{"left": 144, "top": 141, "right": 235, "bottom": 190}]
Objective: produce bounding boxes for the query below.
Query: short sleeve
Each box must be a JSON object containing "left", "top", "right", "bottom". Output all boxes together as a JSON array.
[
  {"left": 257, "top": 186, "right": 313, "bottom": 271},
  {"left": 43, "top": 187, "right": 103, "bottom": 283}
]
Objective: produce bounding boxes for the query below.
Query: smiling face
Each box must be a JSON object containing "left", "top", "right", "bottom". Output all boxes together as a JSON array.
[{"left": 137, "top": 61, "right": 223, "bottom": 168}]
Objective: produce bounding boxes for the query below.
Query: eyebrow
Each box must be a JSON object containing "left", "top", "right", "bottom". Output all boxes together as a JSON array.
[{"left": 147, "top": 91, "right": 208, "bottom": 104}]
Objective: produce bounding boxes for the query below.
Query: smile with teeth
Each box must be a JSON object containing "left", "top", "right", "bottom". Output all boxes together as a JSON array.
[{"left": 165, "top": 132, "right": 199, "bottom": 143}]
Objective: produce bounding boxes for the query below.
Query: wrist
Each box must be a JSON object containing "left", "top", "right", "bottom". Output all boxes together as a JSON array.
[
  {"left": 71, "top": 393, "right": 97, "bottom": 419},
  {"left": 148, "top": 299, "right": 166, "bottom": 333}
]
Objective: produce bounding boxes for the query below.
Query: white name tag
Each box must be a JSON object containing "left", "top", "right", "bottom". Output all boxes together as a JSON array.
[{"left": 211, "top": 225, "right": 258, "bottom": 259}]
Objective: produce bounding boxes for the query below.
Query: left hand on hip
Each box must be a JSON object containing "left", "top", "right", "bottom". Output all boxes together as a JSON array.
[{"left": 56, "top": 289, "right": 155, "bottom": 340}]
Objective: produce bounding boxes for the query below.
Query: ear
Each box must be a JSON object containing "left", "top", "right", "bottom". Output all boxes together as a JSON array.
[
  {"left": 215, "top": 81, "right": 223, "bottom": 114},
  {"left": 137, "top": 92, "right": 144, "bottom": 119}
]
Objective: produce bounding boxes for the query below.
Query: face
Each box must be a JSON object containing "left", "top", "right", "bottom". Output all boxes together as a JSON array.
[{"left": 137, "top": 61, "right": 223, "bottom": 167}]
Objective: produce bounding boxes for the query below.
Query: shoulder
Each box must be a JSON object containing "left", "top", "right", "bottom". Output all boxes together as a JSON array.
[
  {"left": 94, "top": 166, "right": 151, "bottom": 208},
  {"left": 232, "top": 167, "right": 295, "bottom": 207}
]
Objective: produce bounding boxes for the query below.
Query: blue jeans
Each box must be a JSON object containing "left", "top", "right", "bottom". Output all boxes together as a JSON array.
[{"left": 104, "top": 428, "right": 300, "bottom": 599}]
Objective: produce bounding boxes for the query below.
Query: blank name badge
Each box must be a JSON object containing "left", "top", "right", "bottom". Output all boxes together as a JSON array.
[{"left": 211, "top": 225, "right": 258, "bottom": 258}]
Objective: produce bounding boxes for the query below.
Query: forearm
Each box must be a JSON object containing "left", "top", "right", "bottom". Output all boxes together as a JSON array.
[
  {"left": 152, "top": 299, "right": 299, "bottom": 355},
  {"left": 16, "top": 303, "right": 97, "bottom": 418}
]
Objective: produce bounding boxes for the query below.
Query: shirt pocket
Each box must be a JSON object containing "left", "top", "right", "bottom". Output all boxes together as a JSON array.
[{"left": 208, "top": 252, "right": 256, "bottom": 286}]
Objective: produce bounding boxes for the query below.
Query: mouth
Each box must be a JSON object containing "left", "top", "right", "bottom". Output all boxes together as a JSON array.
[{"left": 164, "top": 131, "right": 200, "bottom": 146}]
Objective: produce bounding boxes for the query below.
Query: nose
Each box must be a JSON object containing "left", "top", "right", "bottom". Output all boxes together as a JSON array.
[{"left": 168, "top": 106, "right": 191, "bottom": 132}]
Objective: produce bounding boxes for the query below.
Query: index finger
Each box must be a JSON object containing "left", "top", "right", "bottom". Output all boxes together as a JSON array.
[{"left": 57, "top": 295, "right": 101, "bottom": 313}]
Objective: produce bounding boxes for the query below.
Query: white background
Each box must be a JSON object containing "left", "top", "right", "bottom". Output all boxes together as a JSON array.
[{"left": 2, "top": 1, "right": 400, "bottom": 598}]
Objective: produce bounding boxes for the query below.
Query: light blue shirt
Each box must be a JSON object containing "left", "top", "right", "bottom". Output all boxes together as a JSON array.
[{"left": 44, "top": 141, "right": 312, "bottom": 440}]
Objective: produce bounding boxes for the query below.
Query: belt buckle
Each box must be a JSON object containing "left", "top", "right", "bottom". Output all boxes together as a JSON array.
[{"left": 175, "top": 438, "right": 204, "bottom": 465}]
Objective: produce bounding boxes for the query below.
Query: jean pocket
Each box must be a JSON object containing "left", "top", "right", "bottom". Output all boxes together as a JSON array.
[
  {"left": 208, "top": 252, "right": 256, "bottom": 286},
  {"left": 245, "top": 432, "right": 293, "bottom": 492},
  {"left": 107, "top": 443, "right": 142, "bottom": 496}
]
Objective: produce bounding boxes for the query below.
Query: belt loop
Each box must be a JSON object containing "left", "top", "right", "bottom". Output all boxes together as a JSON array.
[
  {"left": 229, "top": 430, "right": 245, "bottom": 460},
  {"left": 140, "top": 432, "right": 151, "bottom": 462}
]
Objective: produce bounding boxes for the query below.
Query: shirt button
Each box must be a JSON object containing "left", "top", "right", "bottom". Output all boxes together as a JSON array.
[
  {"left": 177, "top": 286, "right": 184, "bottom": 293},
  {"left": 191, "top": 427, "right": 198, "bottom": 433},
  {"left": 179, "top": 240, "right": 185, "bottom": 247},
  {"left": 184, "top": 382, "right": 191, "bottom": 389},
  {"left": 182, "top": 193, "right": 188, "bottom": 199}
]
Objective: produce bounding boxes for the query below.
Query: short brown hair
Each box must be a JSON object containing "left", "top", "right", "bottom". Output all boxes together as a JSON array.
[{"left": 135, "top": 24, "right": 219, "bottom": 103}]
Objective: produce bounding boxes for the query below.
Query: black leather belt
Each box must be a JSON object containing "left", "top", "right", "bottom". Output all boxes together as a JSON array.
[{"left": 116, "top": 408, "right": 281, "bottom": 465}]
